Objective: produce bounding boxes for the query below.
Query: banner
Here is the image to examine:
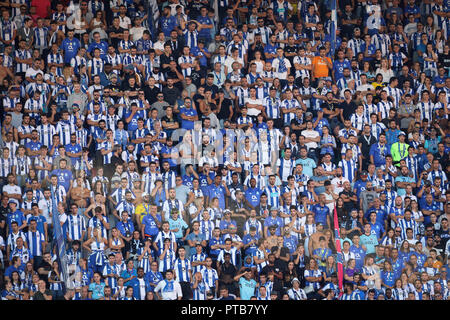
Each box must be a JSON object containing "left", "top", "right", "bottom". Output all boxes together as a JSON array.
[
  {"left": 333, "top": 206, "right": 343, "bottom": 298},
  {"left": 51, "top": 187, "right": 68, "bottom": 290},
  {"left": 330, "top": 0, "right": 337, "bottom": 56}
]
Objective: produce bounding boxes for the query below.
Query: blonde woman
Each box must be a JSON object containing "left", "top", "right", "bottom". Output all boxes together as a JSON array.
[
  {"left": 109, "top": 227, "right": 125, "bottom": 254},
  {"left": 83, "top": 227, "right": 108, "bottom": 273},
  {"left": 375, "top": 58, "right": 394, "bottom": 84}
]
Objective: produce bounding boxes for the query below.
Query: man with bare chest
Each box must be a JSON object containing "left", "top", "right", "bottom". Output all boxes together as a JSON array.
[
  {"left": 308, "top": 222, "right": 326, "bottom": 256},
  {"left": 266, "top": 225, "right": 281, "bottom": 250}
]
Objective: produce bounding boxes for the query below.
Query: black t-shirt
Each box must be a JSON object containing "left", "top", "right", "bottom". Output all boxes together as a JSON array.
[
  {"left": 290, "top": 117, "right": 304, "bottom": 138},
  {"left": 261, "top": 261, "right": 284, "bottom": 291},
  {"left": 437, "top": 228, "right": 450, "bottom": 246},
  {"left": 321, "top": 101, "right": 341, "bottom": 118},
  {"left": 217, "top": 97, "right": 232, "bottom": 120},
  {"left": 162, "top": 86, "right": 181, "bottom": 106},
  {"left": 438, "top": 52, "right": 450, "bottom": 71},
  {"left": 187, "top": 1, "right": 204, "bottom": 19},
  {"left": 144, "top": 85, "right": 161, "bottom": 105},
  {"left": 219, "top": 262, "right": 237, "bottom": 280},
  {"left": 165, "top": 40, "right": 182, "bottom": 60},
  {"left": 38, "top": 261, "right": 52, "bottom": 282},
  {"left": 371, "top": 58, "right": 382, "bottom": 73},
  {"left": 358, "top": 134, "right": 377, "bottom": 158},
  {"left": 159, "top": 53, "right": 175, "bottom": 74},
  {"left": 107, "top": 26, "right": 125, "bottom": 49},
  {"left": 339, "top": 189, "right": 357, "bottom": 212},
  {"left": 0, "top": 204, "right": 8, "bottom": 238},
  {"left": 284, "top": 45, "right": 298, "bottom": 66},
  {"left": 204, "top": 84, "right": 219, "bottom": 98},
  {"left": 106, "top": 83, "right": 122, "bottom": 97},
  {"left": 340, "top": 100, "right": 357, "bottom": 120},
  {"left": 190, "top": 67, "right": 207, "bottom": 88},
  {"left": 161, "top": 115, "right": 179, "bottom": 128}
]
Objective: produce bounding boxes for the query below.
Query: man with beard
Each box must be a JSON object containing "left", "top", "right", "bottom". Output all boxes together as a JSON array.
[
  {"left": 358, "top": 180, "right": 377, "bottom": 214},
  {"left": 358, "top": 124, "right": 377, "bottom": 171},
  {"left": 260, "top": 253, "right": 284, "bottom": 294},
  {"left": 339, "top": 181, "right": 357, "bottom": 213}
]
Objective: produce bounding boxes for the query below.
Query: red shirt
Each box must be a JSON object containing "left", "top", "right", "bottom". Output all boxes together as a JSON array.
[{"left": 31, "top": 0, "right": 51, "bottom": 19}]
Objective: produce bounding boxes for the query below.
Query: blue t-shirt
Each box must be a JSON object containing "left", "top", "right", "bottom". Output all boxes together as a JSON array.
[
  {"left": 360, "top": 234, "right": 378, "bottom": 254},
  {"left": 196, "top": 15, "right": 213, "bottom": 39},
  {"left": 369, "top": 221, "right": 384, "bottom": 239},
  {"left": 245, "top": 187, "right": 262, "bottom": 208},
  {"left": 333, "top": 59, "right": 351, "bottom": 81},
  {"left": 65, "top": 143, "right": 82, "bottom": 166},
  {"left": 264, "top": 216, "right": 284, "bottom": 236},
  {"left": 238, "top": 277, "right": 257, "bottom": 300},
  {"left": 159, "top": 15, "right": 177, "bottom": 37},
  {"left": 295, "top": 157, "right": 316, "bottom": 177},
  {"left": 25, "top": 141, "right": 42, "bottom": 158},
  {"left": 168, "top": 217, "right": 188, "bottom": 239},
  {"left": 87, "top": 41, "right": 109, "bottom": 59},
  {"left": 191, "top": 46, "right": 209, "bottom": 66},
  {"left": 242, "top": 234, "right": 260, "bottom": 256},
  {"left": 7, "top": 211, "right": 26, "bottom": 230},
  {"left": 50, "top": 169, "right": 73, "bottom": 192},
  {"left": 60, "top": 37, "right": 81, "bottom": 63},
  {"left": 353, "top": 179, "right": 367, "bottom": 199},
  {"left": 142, "top": 214, "right": 162, "bottom": 237},
  {"left": 312, "top": 204, "right": 330, "bottom": 226},
  {"left": 208, "top": 184, "right": 226, "bottom": 209},
  {"left": 179, "top": 107, "right": 197, "bottom": 130},
  {"left": 185, "top": 232, "right": 206, "bottom": 256},
  {"left": 350, "top": 245, "right": 366, "bottom": 270},
  {"left": 88, "top": 281, "right": 106, "bottom": 300}
]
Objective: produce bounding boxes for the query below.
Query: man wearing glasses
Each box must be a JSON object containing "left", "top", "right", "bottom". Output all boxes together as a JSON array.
[{"left": 152, "top": 92, "right": 169, "bottom": 119}]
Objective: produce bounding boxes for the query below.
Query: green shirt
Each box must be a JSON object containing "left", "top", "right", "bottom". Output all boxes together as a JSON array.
[{"left": 390, "top": 142, "right": 409, "bottom": 164}]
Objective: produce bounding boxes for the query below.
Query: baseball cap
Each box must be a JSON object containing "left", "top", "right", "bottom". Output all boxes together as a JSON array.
[
  {"left": 361, "top": 170, "right": 368, "bottom": 175},
  {"left": 305, "top": 112, "right": 313, "bottom": 117},
  {"left": 398, "top": 131, "right": 406, "bottom": 136},
  {"left": 291, "top": 277, "right": 300, "bottom": 284},
  {"left": 142, "top": 192, "right": 150, "bottom": 197},
  {"left": 269, "top": 86, "right": 277, "bottom": 91}
]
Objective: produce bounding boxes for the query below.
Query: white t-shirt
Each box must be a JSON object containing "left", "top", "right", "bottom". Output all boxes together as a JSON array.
[
  {"left": 224, "top": 56, "right": 244, "bottom": 73},
  {"left": 244, "top": 97, "right": 263, "bottom": 116},
  {"left": 25, "top": 67, "right": 44, "bottom": 80},
  {"left": 331, "top": 176, "right": 349, "bottom": 194},
  {"left": 301, "top": 129, "right": 319, "bottom": 150},
  {"left": 3, "top": 185, "right": 22, "bottom": 206},
  {"left": 154, "top": 279, "right": 182, "bottom": 300},
  {"left": 272, "top": 57, "right": 291, "bottom": 80}
]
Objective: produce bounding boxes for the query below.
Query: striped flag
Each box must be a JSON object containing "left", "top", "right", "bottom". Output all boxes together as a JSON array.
[
  {"left": 330, "top": 0, "right": 337, "bottom": 56},
  {"left": 51, "top": 188, "right": 68, "bottom": 290},
  {"left": 333, "top": 206, "right": 343, "bottom": 297}
]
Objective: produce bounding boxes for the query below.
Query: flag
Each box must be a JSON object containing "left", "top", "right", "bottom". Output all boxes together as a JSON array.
[
  {"left": 330, "top": 0, "right": 337, "bottom": 56},
  {"left": 333, "top": 206, "right": 343, "bottom": 297},
  {"left": 51, "top": 187, "right": 68, "bottom": 290}
]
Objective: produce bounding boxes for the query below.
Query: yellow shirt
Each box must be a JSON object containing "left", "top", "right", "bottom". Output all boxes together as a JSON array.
[{"left": 135, "top": 203, "right": 152, "bottom": 223}]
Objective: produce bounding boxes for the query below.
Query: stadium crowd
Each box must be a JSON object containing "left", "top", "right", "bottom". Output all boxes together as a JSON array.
[{"left": 0, "top": 0, "right": 449, "bottom": 301}]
